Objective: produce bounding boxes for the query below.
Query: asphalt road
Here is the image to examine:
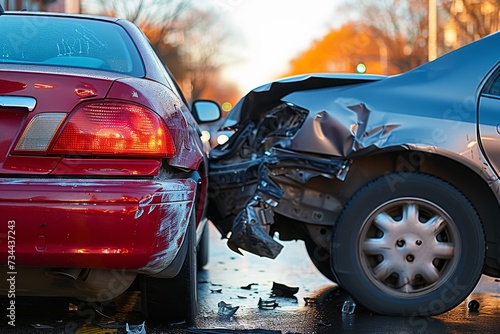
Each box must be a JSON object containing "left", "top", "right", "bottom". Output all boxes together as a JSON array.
[{"left": 1, "top": 222, "right": 500, "bottom": 333}]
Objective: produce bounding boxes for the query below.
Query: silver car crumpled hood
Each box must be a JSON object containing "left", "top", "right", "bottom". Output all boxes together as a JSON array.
[{"left": 207, "top": 75, "right": 383, "bottom": 258}]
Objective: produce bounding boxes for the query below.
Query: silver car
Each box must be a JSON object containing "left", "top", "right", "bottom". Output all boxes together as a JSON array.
[{"left": 199, "top": 30, "right": 500, "bottom": 316}]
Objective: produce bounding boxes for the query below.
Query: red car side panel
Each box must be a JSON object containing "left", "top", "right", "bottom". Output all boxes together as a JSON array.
[{"left": 0, "top": 178, "right": 196, "bottom": 275}]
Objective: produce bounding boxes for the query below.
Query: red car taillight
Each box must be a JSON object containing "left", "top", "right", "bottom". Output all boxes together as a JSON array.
[{"left": 49, "top": 102, "right": 175, "bottom": 157}]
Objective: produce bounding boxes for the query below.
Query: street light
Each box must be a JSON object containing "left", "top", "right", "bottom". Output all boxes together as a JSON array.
[{"left": 356, "top": 63, "right": 367, "bottom": 73}]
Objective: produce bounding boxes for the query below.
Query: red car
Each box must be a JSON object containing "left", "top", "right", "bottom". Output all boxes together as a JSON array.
[{"left": 0, "top": 10, "right": 219, "bottom": 323}]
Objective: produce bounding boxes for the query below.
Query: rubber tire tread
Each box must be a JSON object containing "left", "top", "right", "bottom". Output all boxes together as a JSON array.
[
  {"left": 304, "top": 237, "right": 337, "bottom": 282},
  {"left": 140, "top": 216, "right": 197, "bottom": 323},
  {"left": 197, "top": 221, "right": 209, "bottom": 269},
  {"left": 332, "top": 173, "right": 485, "bottom": 316}
]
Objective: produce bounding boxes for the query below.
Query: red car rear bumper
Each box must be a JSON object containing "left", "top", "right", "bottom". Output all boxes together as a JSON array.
[{"left": 0, "top": 178, "right": 196, "bottom": 275}]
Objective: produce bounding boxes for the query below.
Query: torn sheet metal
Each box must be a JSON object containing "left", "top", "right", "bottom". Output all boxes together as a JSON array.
[
  {"left": 212, "top": 148, "right": 348, "bottom": 258},
  {"left": 227, "top": 158, "right": 284, "bottom": 259},
  {"left": 227, "top": 202, "right": 283, "bottom": 259},
  {"left": 208, "top": 101, "right": 350, "bottom": 259}
]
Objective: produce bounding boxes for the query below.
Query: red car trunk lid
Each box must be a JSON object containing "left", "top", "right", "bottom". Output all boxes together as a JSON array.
[{"left": 0, "top": 68, "right": 117, "bottom": 173}]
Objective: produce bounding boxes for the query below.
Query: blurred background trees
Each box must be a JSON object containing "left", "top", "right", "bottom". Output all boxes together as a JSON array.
[
  {"left": 81, "top": 0, "right": 241, "bottom": 105},
  {"left": 442, "top": 0, "right": 500, "bottom": 46},
  {"left": 20, "top": 0, "right": 500, "bottom": 106},
  {"left": 286, "top": 0, "right": 500, "bottom": 77}
]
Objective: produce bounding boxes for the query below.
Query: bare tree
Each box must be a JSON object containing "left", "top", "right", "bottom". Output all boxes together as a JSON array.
[
  {"left": 82, "top": 0, "right": 236, "bottom": 101},
  {"left": 442, "top": 0, "right": 500, "bottom": 46},
  {"left": 82, "top": 0, "right": 190, "bottom": 26},
  {"left": 339, "top": 0, "right": 429, "bottom": 72},
  {"left": 178, "top": 8, "right": 238, "bottom": 101}
]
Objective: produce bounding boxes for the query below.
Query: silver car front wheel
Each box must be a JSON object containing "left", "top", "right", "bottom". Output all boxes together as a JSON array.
[{"left": 332, "top": 173, "right": 485, "bottom": 316}]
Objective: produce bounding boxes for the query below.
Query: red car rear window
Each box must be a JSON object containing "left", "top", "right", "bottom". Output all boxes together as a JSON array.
[{"left": 0, "top": 15, "right": 145, "bottom": 77}]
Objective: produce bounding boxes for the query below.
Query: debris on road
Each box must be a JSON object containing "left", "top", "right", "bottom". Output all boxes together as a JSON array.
[
  {"left": 210, "top": 288, "right": 223, "bottom": 293},
  {"left": 303, "top": 297, "right": 317, "bottom": 306},
  {"left": 468, "top": 300, "right": 480, "bottom": 312},
  {"left": 93, "top": 305, "right": 117, "bottom": 321},
  {"left": 187, "top": 329, "right": 281, "bottom": 333},
  {"left": 341, "top": 298, "right": 356, "bottom": 315},
  {"left": 93, "top": 321, "right": 146, "bottom": 333},
  {"left": 126, "top": 321, "right": 146, "bottom": 334},
  {"left": 258, "top": 297, "right": 279, "bottom": 310},
  {"left": 271, "top": 282, "right": 299, "bottom": 297},
  {"left": 241, "top": 283, "right": 259, "bottom": 290},
  {"left": 318, "top": 320, "right": 332, "bottom": 327},
  {"left": 30, "top": 324, "right": 54, "bottom": 329},
  {"left": 217, "top": 301, "right": 239, "bottom": 317}
]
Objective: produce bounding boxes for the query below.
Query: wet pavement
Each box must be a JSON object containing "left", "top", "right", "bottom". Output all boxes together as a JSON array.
[{"left": 1, "top": 222, "right": 500, "bottom": 333}]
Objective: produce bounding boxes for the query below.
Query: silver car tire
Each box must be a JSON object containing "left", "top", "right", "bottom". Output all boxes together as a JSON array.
[{"left": 332, "top": 173, "right": 485, "bottom": 316}]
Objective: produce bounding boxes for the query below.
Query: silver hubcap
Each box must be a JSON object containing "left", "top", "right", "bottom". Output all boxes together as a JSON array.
[{"left": 358, "top": 198, "right": 460, "bottom": 297}]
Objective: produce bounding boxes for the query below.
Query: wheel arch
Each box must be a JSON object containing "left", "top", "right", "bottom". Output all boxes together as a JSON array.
[{"left": 343, "top": 148, "right": 500, "bottom": 277}]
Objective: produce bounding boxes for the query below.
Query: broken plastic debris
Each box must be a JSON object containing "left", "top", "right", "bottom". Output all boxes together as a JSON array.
[
  {"left": 468, "top": 300, "right": 480, "bottom": 312},
  {"left": 187, "top": 329, "right": 281, "bottom": 333},
  {"left": 271, "top": 282, "right": 299, "bottom": 297},
  {"left": 318, "top": 320, "right": 332, "bottom": 327},
  {"left": 93, "top": 305, "right": 116, "bottom": 321},
  {"left": 304, "top": 297, "right": 317, "bottom": 305},
  {"left": 210, "top": 288, "right": 222, "bottom": 293},
  {"left": 126, "top": 321, "right": 146, "bottom": 334},
  {"left": 258, "top": 297, "right": 279, "bottom": 310},
  {"left": 342, "top": 299, "right": 356, "bottom": 315},
  {"left": 94, "top": 321, "right": 146, "bottom": 333},
  {"left": 241, "top": 283, "right": 259, "bottom": 290},
  {"left": 31, "top": 324, "right": 54, "bottom": 329},
  {"left": 217, "top": 301, "right": 239, "bottom": 317}
]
